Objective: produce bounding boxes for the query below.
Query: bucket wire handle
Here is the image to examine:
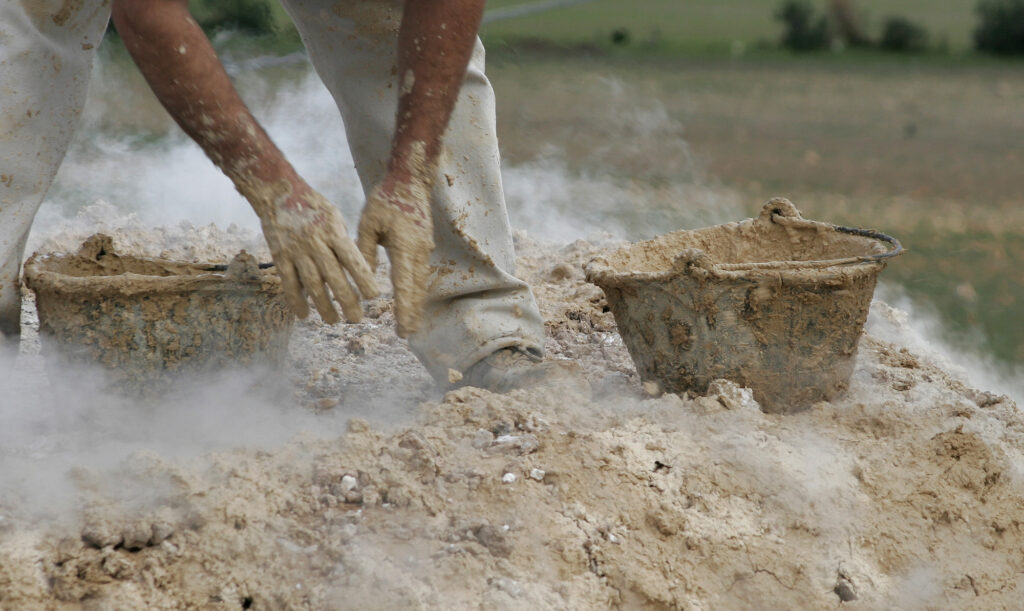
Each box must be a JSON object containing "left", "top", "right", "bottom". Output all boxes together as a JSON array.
[
  {"left": 205, "top": 262, "right": 276, "bottom": 272},
  {"left": 833, "top": 225, "right": 904, "bottom": 262},
  {"left": 749, "top": 197, "right": 904, "bottom": 267}
]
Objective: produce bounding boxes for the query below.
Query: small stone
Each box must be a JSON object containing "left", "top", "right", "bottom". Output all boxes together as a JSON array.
[
  {"left": 472, "top": 429, "right": 494, "bottom": 449},
  {"left": 971, "top": 390, "right": 1005, "bottom": 408},
  {"left": 474, "top": 524, "right": 512, "bottom": 558},
  {"left": 338, "top": 523, "right": 358, "bottom": 543},
  {"left": 391, "top": 526, "right": 414, "bottom": 541},
  {"left": 361, "top": 486, "right": 380, "bottom": 506},
  {"left": 834, "top": 577, "right": 857, "bottom": 601},
  {"left": 54, "top": 537, "right": 81, "bottom": 564},
  {"left": 347, "top": 418, "right": 370, "bottom": 433},
  {"left": 489, "top": 434, "right": 539, "bottom": 455},
  {"left": 122, "top": 521, "right": 152, "bottom": 551},
  {"left": 502, "top": 473, "right": 517, "bottom": 484},
  {"left": 340, "top": 475, "right": 358, "bottom": 492},
  {"left": 160, "top": 540, "right": 180, "bottom": 555},
  {"left": 366, "top": 299, "right": 390, "bottom": 319},
  {"left": 316, "top": 398, "right": 339, "bottom": 410},
  {"left": 492, "top": 577, "right": 523, "bottom": 597},
  {"left": 81, "top": 521, "right": 123, "bottom": 549},
  {"left": 447, "top": 368, "right": 463, "bottom": 384},
  {"left": 346, "top": 337, "right": 367, "bottom": 355},
  {"left": 546, "top": 262, "right": 576, "bottom": 282},
  {"left": 642, "top": 381, "right": 662, "bottom": 397},
  {"left": 101, "top": 552, "right": 131, "bottom": 578},
  {"left": 529, "top": 468, "right": 545, "bottom": 481},
  {"left": 707, "top": 379, "right": 759, "bottom": 411}
]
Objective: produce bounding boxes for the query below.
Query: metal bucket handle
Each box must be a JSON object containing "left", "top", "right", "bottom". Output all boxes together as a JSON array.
[{"left": 707, "top": 198, "right": 904, "bottom": 272}]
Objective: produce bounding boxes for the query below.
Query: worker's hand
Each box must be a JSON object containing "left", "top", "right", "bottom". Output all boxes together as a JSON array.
[
  {"left": 356, "top": 176, "right": 435, "bottom": 338},
  {"left": 260, "top": 188, "right": 379, "bottom": 324}
]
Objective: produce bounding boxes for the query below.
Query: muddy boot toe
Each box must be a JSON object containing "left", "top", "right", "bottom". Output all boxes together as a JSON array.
[{"left": 457, "top": 347, "right": 589, "bottom": 395}]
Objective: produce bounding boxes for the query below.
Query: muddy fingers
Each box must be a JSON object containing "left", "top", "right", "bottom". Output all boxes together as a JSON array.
[
  {"left": 294, "top": 255, "right": 339, "bottom": 324},
  {"left": 357, "top": 179, "right": 435, "bottom": 339},
  {"left": 315, "top": 246, "right": 363, "bottom": 323},
  {"left": 387, "top": 245, "right": 430, "bottom": 337},
  {"left": 274, "top": 257, "right": 310, "bottom": 319},
  {"left": 333, "top": 235, "right": 379, "bottom": 300},
  {"left": 356, "top": 225, "right": 381, "bottom": 274},
  {"left": 248, "top": 183, "right": 379, "bottom": 324}
]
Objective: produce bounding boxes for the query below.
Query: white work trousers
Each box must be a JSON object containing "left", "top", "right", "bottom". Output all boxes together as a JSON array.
[
  {"left": 0, "top": 0, "right": 544, "bottom": 380},
  {"left": 0, "top": 0, "right": 110, "bottom": 338}
]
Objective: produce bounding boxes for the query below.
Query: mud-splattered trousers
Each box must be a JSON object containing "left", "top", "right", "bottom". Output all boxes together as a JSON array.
[
  {"left": 0, "top": 0, "right": 545, "bottom": 380},
  {"left": 0, "top": 1, "right": 110, "bottom": 340}
]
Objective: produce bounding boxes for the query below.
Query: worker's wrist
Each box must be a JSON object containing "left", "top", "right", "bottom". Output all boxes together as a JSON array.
[{"left": 386, "top": 141, "right": 435, "bottom": 190}]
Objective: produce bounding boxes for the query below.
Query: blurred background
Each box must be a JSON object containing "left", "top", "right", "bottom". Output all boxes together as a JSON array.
[{"left": 53, "top": 0, "right": 1023, "bottom": 381}]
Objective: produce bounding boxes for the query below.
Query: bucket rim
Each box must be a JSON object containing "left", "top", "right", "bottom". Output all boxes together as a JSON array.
[
  {"left": 23, "top": 234, "right": 281, "bottom": 297},
  {"left": 23, "top": 267, "right": 281, "bottom": 297},
  {"left": 585, "top": 198, "right": 903, "bottom": 286}
]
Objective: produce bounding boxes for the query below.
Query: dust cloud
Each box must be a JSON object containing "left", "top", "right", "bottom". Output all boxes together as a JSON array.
[
  {"left": 3, "top": 54, "right": 1023, "bottom": 609},
  {"left": 871, "top": 284, "right": 1023, "bottom": 406},
  {"left": 40, "top": 62, "right": 739, "bottom": 248}
]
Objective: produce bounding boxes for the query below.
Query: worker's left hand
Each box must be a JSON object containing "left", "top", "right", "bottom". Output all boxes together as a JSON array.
[
  {"left": 259, "top": 188, "right": 380, "bottom": 324},
  {"left": 357, "top": 176, "right": 435, "bottom": 338}
]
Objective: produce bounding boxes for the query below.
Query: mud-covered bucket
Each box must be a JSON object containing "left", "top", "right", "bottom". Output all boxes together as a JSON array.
[
  {"left": 23, "top": 234, "right": 293, "bottom": 393},
  {"left": 585, "top": 198, "right": 903, "bottom": 413}
]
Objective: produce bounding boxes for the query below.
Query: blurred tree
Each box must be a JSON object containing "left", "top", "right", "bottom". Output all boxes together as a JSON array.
[
  {"left": 775, "top": 1, "right": 829, "bottom": 51},
  {"left": 974, "top": 0, "right": 1024, "bottom": 54},
  {"left": 188, "top": 0, "right": 277, "bottom": 35},
  {"left": 881, "top": 16, "right": 929, "bottom": 52}
]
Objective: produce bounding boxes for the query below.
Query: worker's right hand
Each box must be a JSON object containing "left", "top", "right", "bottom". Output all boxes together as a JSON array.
[
  {"left": 259, "top": 186, "right": 380, "bottom": 324},
  {"left": 356, "top": 176, "right": 435, "bottom": 338}
]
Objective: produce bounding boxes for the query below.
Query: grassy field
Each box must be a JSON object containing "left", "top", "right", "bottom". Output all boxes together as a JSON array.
[
  {"left": 181, "top": 0, "right": 983, "bottom": 55},
  {"left": 482, "top": 0, "right": 979, "bottom": 53}
]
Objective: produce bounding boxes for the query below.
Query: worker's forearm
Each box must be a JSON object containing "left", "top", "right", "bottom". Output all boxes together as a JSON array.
[
  {"left": 389, "top": 0, "right": 486, "bottom": 185},
  {"left": 111, "top": 0, "right": 306, "bottom": 209}
]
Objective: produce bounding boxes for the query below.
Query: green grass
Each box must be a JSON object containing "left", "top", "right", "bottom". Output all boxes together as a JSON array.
[
  {"left": 171, "top": 1, "right": 990, "bottom": 58},
  {"left": 482, "top": 0, "right": 979, "bottom": 53}
]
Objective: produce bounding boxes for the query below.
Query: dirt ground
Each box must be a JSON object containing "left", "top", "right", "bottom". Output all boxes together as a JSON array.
[{"left": 2, "top": 222, "right": 1022, "bottom": 609}]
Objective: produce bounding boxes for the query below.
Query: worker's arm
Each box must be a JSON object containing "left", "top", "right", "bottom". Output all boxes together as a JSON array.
[
  {"left": 356, "top": 0, "right": 486, "bottom": 337},
  {"left": 110, "top": 0, "right": 378, "bottom": 324}
]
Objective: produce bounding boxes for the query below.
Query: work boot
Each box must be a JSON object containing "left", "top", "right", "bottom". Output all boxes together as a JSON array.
[{"left": 457, "top": 347, "right": 590, "bottom": 395}]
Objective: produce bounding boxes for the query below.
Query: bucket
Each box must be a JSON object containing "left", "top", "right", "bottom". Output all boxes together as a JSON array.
[
  {"left": 585, "top": 198, "right": 903, "bottom": 413},
  {"left": 23, "top": 234, "right": 293, "bottom": 393}
]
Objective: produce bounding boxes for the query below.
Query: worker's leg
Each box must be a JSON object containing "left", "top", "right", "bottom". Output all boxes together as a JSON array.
[
  {"left": 0, "top": 1, "right": 110, "bottom": 341},
  {"left": 281, "top": 0, "right": 545, "bottom": 382}
]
